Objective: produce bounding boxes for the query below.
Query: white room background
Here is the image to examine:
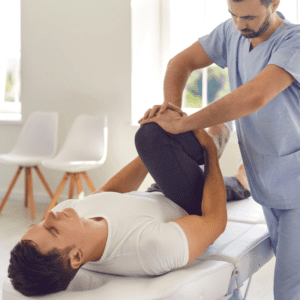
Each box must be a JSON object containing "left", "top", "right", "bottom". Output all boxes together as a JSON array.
[{"left": 0, "top": 0, "right": 298, "bottom": 206}]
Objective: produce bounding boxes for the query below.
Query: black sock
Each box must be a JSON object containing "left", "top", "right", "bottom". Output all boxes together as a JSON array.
[{"left": 224, "top": 176, "right": 251, "bottom": 202}]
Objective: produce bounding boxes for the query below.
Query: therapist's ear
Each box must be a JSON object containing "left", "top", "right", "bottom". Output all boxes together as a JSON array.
[{"left": 270, "top": 0, "right": 280, "bottom": 13}]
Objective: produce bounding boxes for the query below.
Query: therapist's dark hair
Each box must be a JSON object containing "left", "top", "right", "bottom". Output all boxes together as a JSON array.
[
  {"left": 231, "top": 0, "right": 274, "bottom": 8},
  {"left": 8, "top": 240, "right": 83, "bottom": 297}
]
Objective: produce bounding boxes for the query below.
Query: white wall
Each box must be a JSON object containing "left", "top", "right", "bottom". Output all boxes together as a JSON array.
[{"left": 0, "top": 0, "right": 241, "bottom": 208}]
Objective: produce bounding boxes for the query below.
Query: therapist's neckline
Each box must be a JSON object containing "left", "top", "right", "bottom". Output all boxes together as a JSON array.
[{"left": 249, "top": 15, "right": 285, "bottom": 52}]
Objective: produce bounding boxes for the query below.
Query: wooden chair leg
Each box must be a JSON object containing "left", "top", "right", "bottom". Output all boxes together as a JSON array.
[
  {"left": 24, "top": 167, "right": 29, "bottom": 207},
  {"left": 42, "top": 173, "right": 70, "bottom": 221},
  {"left": 75, "top": 173, "right": 83, "bottom": 198},
  {"left": 34, "top": 166, "right": 54, "bottom": 199},
  {"left": 81, "top": 172, "right": 96, "bottom": 193},
  {"left": 69, "top": 173, "right": 75, "bottom": 199},
  {"left": 26, "top": 168, "right": 35, "bottom": 219},
  {"left": 0, "top": 166, "right": 23, "bottom": 213}
]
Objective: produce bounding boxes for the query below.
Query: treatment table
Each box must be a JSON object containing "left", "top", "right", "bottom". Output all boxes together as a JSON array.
[{"left": 2, "top": 196, "right": 274, "bottom": 300}]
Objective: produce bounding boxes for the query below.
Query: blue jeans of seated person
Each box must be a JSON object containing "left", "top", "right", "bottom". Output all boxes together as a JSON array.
[{"left": 135, "top": 123, "right": 250, "bottom": 216}]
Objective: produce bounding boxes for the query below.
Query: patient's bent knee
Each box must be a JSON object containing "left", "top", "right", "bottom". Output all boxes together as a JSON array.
[{"left": 135, "top": 123, "right": 167, "bottom": 152}]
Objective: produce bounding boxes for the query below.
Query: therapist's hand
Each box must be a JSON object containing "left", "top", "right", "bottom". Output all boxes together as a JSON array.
[
  {"left": 138, "top": 102, "right": 187, "bottom": 124},
  {"left": 138, "top": 108, "right": 185, "bottom": 134}
]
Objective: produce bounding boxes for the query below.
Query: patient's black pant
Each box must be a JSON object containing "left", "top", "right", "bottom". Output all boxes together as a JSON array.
[{"left": 135, "top": 123, "right": 251, "bottom": 216}]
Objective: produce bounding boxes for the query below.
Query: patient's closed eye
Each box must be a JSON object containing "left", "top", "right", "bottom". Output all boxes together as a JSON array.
[{"left": 49, "top": 227, "right": 58, "bottom": 234}]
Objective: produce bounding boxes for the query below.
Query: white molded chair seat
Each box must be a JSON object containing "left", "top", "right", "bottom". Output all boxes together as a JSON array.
[
  {"left": 42, "top": 114, "right": 108, "bottom": 173},
  {"left": 0, "top": 154, "right": 52, "bottom": 166},
  {"left": 42, "top": 158, "right": 106, "bottom": 173},
  {"left": 0, "top": 111, "right": 58, "bottom": 219},
  {"left": 2, "top": 196, "right": 274, "bottom": 300},
  {"left": 41, "top": 114, "right": 108, "bottom": 220}
]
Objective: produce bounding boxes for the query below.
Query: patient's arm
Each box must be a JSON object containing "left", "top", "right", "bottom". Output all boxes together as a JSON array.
[
  {"left": 173, "top": 129, "right": 227, "bottom": 264},
  {"left": 92, "top": 156, "right": 148, "bottom": 194},
  {"left": 194, "top": 129, "right": 227, "bottom": 219}
]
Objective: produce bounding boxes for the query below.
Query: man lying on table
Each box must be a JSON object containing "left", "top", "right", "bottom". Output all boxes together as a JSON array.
[{"left": 8, "top": 109, "right": 250, "bottom": 297}]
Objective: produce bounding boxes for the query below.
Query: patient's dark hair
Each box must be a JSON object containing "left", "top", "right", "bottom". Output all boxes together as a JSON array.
[
  {"left": 8, "top": 240, "right": 82, "bottom": 297},
  {"left": 231, "top": 0, "right": 274, "bottom": 8}
]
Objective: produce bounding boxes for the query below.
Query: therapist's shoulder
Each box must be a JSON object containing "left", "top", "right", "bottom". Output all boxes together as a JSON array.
[
  {"left": 211, "top": 17, "right": 237, "bottom": 38},
  {"left": 275, "top": 22, "right": 300, "bottom": 44},
  {"left": 285, "top": 24, "right": 300, "bottom": 42},
  {"left": 176, "top": 41, "right": 214, "bottom": 71}
]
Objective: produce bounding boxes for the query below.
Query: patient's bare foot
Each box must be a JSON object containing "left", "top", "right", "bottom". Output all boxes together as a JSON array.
[{"left": 235, "top": 163, "right": 250, "bottom": 190}]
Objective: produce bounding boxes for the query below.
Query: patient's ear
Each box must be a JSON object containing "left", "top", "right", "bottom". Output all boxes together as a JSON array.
[{"left": 69, "top": 248, "right": 84, "bottom": 269}]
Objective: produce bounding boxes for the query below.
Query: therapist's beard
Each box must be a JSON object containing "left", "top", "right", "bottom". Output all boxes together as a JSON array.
[{"left": 241, "top": 12, "right": 271, "bottom": 39}]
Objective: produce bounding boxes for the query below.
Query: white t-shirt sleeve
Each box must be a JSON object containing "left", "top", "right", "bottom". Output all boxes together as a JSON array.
[{"left": 138, "top": 220, "right": 189, "bottom": 276}]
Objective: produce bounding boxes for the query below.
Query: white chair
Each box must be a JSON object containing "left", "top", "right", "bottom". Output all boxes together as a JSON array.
[
  {"left": 0, "top": 111, "right": 58, "bottom": 220},
  {"left": 41, "top": 114, "right": 108, "bottom": 220}
]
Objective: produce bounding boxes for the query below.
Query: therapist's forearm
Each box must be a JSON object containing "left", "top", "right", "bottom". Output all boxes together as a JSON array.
[
  {"left": 179, "top": 81, "right": 262, "bottom": 133},
  {"left": 93, "top": 156, "right": 148, "bottom": 194},
  {"left": 163, "top": 58, "right": 232, "bottom": 150},
  {"left": 163, "top": 57, "right": 193, "bottom": 107}
]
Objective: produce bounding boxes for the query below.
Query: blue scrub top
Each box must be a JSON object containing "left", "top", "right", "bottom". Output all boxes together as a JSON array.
[{"left": 199, "top": 12, "right": 300, "bottom": 209}]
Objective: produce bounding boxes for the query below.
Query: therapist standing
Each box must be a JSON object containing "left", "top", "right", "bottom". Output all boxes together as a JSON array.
[{"left": 139, "top": 0, "right": 300, "bottom": 299}]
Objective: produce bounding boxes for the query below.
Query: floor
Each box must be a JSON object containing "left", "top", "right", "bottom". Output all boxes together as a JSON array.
[{"left": 0, "top": 199, "right": 276, "bottom": 300}]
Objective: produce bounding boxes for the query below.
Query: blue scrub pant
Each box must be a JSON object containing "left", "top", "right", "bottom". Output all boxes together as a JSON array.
[{"left": 262, "top": 206, "right": 300, "bottom": 300}]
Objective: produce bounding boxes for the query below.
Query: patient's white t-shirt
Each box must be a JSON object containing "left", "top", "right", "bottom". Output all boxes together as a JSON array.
[{"left": 50, "top": 191, "right": 189, "bottom": 276}]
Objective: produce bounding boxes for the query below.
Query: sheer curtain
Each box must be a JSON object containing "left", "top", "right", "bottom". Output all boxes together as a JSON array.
[
  {"left": 0, "top": 0, "right": 21, "bottom": 120},
  {"left": 279, "top": 0, "right": 299, "bottom": 23}
]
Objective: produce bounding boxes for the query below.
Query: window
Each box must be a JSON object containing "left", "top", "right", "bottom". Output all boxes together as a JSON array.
[
  {"left": 171, "top": 0, "right": 230, "bottom": 116},
  {"left": 0, "top": 0, "right": 21, "bottom": 121},
  {"left": 131, "top": 0, "right": 300, "bottom": 127}
]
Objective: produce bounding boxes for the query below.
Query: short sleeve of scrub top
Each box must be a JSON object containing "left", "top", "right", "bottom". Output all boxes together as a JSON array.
[
  {"left": 267, "top": 30, "right": 300, "bottom": 85},
  {"left": 198, "top": 18, "right": 232, "bottom": 70}
]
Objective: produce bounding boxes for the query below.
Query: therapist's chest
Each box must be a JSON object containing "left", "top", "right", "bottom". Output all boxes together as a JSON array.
[{"left": 229, "top": 38, "right": 275, "bottom": 85}]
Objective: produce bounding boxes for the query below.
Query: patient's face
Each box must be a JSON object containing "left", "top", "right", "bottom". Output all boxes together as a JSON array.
[{"left": 21, "top": 208, "right": 84, "bottom": 254}]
